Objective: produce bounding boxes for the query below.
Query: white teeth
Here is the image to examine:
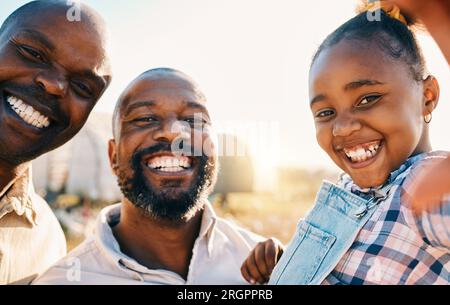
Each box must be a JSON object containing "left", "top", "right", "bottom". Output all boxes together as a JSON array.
[
  {"left": 147, "top": 156, "right": 191, "bottom": 172},
  {"left": 30, "top": 111, "right": 40, "bottom": 121},
  {"left": 343, "top": 141, "right": 381, "bottom": 163},
  {"left": 24, "top": 106, "right": 33, "bottom": 116},
  {"left": 6, "top": 95, "right": 50, "bottom": 129}
]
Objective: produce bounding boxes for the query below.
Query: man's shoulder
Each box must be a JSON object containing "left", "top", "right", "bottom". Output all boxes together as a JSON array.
[
  {"left": 33, "top": 237, "right": 102, "bottom": 285},
  {"left": 213, "top": 214, "right": 266, "bottom": 246}
]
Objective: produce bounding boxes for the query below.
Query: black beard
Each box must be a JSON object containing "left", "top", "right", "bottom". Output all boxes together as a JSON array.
[{"left": 117, "top": 142, "right": 217, "bottom": 222}]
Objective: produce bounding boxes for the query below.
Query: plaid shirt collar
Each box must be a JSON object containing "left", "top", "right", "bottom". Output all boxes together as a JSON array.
[
  {"left": 0, "top": 166, "right": 37, "bottom": 226},
  {"left": 338, "top": 152, "right": 429, "bottom": 200}
]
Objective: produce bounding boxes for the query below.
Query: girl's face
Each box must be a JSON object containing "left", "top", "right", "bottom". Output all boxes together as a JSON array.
[{"left": 309, "top": 40, "right": 439, "bottom": 188}]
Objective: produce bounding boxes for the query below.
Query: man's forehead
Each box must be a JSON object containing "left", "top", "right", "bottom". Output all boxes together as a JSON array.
[
  {"left": 3, "top": 6, "right": 111, "bottom": 79},
  {"left": 3, "top": 1, "right": 107, "bottom": 44},
  {"left": 120, "top": 75, "right": 207, "bottom": 112}
]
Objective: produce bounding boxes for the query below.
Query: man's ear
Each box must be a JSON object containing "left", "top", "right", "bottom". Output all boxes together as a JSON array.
[
  {"left": 422, "top": 75, "right": 440, "bottom": 116},
  {"left": 108, "top": 139, "right": 119, "bottom": 176}
]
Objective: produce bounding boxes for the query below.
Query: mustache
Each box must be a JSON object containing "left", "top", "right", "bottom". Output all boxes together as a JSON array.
[
  {"left": 2, "top": 82, "right": 67, "bottom": 123},
  {"left": 131, "top": 142, "right": 200, "bottom": 165}
]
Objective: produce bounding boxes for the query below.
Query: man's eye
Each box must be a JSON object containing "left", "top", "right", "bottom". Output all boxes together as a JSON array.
[
  {"left": 184, "top": 117, "right": 208, "bottom": 126},
  {"left": 357, "top": 95, "right": 382, "bottom": 107},
  {"left": 315, "top": 109, "right": 335, "bottom": 118},
  {"left": 135, "top": 117, "right": 158, "bottom": 123},
  {"left": 71, "top": 81, "right": 93, "bottom": 98},
  {"left": 185, "top": 118, "right": 206, "bottom": 123},
  {"left": 19, "top": 45, "right": 46, "bottom": 62}
]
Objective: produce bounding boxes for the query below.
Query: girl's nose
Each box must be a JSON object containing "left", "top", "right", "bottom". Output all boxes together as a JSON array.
[{"left": 332, "top": 114, "right": 362, "bottom": 137}]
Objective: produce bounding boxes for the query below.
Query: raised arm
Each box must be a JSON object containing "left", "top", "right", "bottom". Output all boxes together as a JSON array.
[{"left": 389, "top": 0, "right": 450, "bottom": 64}]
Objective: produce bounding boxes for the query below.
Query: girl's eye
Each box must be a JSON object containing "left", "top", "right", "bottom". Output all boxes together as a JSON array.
[
  {"left": 19, "top": 45, "right": 46, "bottom": 62},
  {"left": 315, "top": 109, "right": 335, "bottom": 119},
  {"left": 357, "top": 95, "right": 382, "bottom": 107}
]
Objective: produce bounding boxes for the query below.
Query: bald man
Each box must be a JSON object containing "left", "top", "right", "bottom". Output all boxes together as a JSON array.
[
  {"left": 0, "top": 1, "right": 111, "bottom": 284},
  {"left": 35, "top": 68, "right": 264, "bottom": 285}
]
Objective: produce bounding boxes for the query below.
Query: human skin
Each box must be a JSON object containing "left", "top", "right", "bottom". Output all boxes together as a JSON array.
[
  {"left": 109, "top": 71, "right": 216, "bottom": 279},
  {"left": 309, "top": 39, "right": 439, "bottom": 189},
  {"left": 389, "top": 0, "right": 450, "bottom": 64},
  {"left": 0, "top": 1, "right": 112, "bottom": 193},
  {"left": 388, "top": 0, "right": 450, "bottom": 212}
]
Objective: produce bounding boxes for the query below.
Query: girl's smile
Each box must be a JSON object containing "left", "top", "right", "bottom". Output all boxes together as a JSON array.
[
  {"left": 336, "top": 139, "right": 384, "bottom": 170},
  {"left": 309, "top": 39, "right": 439, "bottom": 189}
]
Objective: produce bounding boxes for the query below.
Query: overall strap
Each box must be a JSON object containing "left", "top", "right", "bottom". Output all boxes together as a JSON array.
[{"left": 270, "top": 180, "right": 393, "bottom": 285}]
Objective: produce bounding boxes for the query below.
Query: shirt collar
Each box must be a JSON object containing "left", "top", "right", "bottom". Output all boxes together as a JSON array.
[
  {"left": 339, "top": 151, "right": 430, "bottom": 198},
  {"left": 0, "top": 166, "right": 37, "bottom": 226},
  {"left": 197, "top": 200, "right": 218, "bottom": 257},
  {"left": 94, "top": 200, "right": 218, "bottom": 274}
]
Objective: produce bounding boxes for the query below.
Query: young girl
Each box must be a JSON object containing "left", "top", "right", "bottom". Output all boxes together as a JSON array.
[{"left": 241, "top": 0, "right": 449, "bottom": 285}]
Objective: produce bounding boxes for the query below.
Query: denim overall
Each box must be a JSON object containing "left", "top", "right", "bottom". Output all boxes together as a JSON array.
[{"left": 269, "top": 180, "right": 394, "bottom": 285}]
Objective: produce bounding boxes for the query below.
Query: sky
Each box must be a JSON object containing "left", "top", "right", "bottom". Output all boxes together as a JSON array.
[{"left": 1, "top": 0, "right": 449, "bottom": 172}]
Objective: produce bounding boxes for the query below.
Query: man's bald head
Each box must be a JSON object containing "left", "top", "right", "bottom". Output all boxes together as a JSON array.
[
  {"left": 112, "top": 68, "right": 207, "bottom": 140},
  {"left": 1, "top": 1, "right": 109, "bottom": 45}
]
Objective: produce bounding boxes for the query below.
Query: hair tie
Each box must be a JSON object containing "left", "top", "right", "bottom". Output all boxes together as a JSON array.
[{"left": 364, "top": 1, "right": 408, "bottom": 26}]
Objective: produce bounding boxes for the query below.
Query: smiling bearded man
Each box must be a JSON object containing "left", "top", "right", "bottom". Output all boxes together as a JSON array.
[
  {"left": 0, "top": 0, "right": 111, "bottom": 284},
  {"left": 35, "top": 68, "right": 265, "bottom": 285}
]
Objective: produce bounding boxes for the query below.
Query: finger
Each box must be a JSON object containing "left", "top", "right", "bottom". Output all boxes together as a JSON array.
[
  {"left": 277, "top": 243, "right": 285, "bottom": 261},
  {"left": 264, "top": 239, "right": 277, "bottom": 273},
  {"left": 240, "top": 261, "right": 255, "bottom": 284},
  {"left": 247, "top": 249, "right": 265, "bottom": 284},
  {"left": 255, "top": 242, "right": 269, "bottom": 281}
]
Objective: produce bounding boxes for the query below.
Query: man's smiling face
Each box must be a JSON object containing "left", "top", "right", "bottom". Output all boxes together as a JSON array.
[
  {"left": 0, "top": 2, "right": 111, "bottom": 165},
  {"left": 109, "top": 70, "right": 218, "bottom": 221}
]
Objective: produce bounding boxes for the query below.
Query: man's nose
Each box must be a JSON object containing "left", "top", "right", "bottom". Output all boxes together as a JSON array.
[
  {"left": 153, "top": 119, "right": 190, "bottom": 143},
  {"left": 332, "top": 114, "right": 362, "bottom": 137},
  {"left": 34, "top": 69, "right": 68, "bottom": 98}
]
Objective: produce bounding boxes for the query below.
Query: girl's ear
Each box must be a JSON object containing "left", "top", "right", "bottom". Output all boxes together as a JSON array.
[{"left": 422, "top": 75, "right": 440, "bottom": 116}]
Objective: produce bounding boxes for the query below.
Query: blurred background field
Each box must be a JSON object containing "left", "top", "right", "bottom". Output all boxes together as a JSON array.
[{"left": 211, "top": 168, "right": 338, "bottom": 244}]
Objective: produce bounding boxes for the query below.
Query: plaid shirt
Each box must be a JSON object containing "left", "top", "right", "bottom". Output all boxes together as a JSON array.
[{"left": 323, "top": 151, "right": 450, "bottom": 285}]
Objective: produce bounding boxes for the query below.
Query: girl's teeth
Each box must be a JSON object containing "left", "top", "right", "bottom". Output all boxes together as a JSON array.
[
  {"left": 6, "top": 95, "right": 50, "bottom": 129},
  {"left": 343, "top": 142, "right": 381, "bottom": 163}
]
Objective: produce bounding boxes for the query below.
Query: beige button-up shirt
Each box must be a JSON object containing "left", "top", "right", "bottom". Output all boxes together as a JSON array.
[
  {"left": 0, "top": 167, "right": 66, "bottom": 285},
  {"left": 34, "top": 202, "right": 264, "bottom": 285}
]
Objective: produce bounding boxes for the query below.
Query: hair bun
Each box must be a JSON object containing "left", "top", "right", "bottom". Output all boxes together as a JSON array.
[{"left": 356, "top": 0, "right": 421, "bottom": 28}]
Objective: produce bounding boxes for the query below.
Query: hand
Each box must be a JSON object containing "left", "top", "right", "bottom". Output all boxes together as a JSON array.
[
  {"left": 388, "top": 0, "right": 448, "bottom": 14},
  {"left": 405, "top": 156, "right": 450, "bottom": 214},
  {"left": 241, "top": 238, "right": 284, "bottom": 285},
  {"left": 388, "top": 0, "right": 450, "bottom": 63}
]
